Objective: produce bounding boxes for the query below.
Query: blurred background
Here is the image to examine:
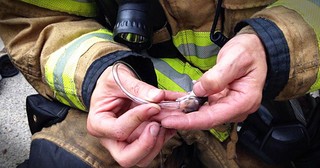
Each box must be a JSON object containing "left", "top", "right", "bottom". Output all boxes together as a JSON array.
[{"left": 0, "top": 38, "right": 36, "bottom": 168}]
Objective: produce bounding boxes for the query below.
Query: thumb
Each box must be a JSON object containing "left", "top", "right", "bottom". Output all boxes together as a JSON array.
[
  {"left": 193, "top": 35, "right": 255, "bottom": 97},
  {"left": 115, "top": 63, "right": 165, "bottom": 103},
  {"left": 193, "top": 61, "right": 239, "bottom": 97},
  {"left": 193, "top": 34, "right": 265, "bottom": 97}
]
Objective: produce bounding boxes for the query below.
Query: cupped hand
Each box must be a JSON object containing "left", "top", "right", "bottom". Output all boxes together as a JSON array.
[
  {"left": 87, "top": 63, "right": 175, "bottom": 167},
  {"left": 161, "top": 34, "right": 268, "bottom": 130}
]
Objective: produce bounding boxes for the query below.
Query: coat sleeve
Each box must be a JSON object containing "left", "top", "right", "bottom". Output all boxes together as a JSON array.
[
  {"left": 0, "top": 0, "right": 157, "bottom": 111},
  {"left": 236, "top": 0, "right": 320, "bottom": 100}
]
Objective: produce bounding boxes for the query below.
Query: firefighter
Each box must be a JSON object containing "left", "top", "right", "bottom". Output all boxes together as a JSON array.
[{"left": 0, "top": 0, "right": 319, "bottom": 167}]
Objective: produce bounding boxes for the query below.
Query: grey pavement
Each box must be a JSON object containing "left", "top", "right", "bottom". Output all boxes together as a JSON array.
[
  {"left": 0, "top": 73, "right": 36, "bottom": 168},
  {"left": 0, "top": 39, "right": 36, "bottom": 168}
]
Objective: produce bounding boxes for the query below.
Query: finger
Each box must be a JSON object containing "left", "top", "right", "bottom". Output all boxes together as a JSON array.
[
  {"left": 126, "top": 122, "right": 149, "bottom": 143},
  {"left": 161, "top": 106, "right": 236, "bottom": 130},
  {"left": 90, "top": 96, "right": 130, "bottom": 114},
  {"left": 136, "top": 128, "right": 176, "bottom": 167},
  {"left": 100, "top": 122, "right": 161, "bottom": 168},
  {"left": 161, "top": 94, "right": 257, "bottom": 130},
  {"left": 193, "top": 37, "right": 257, "bottom": 97},
  {"left": 151, "top": 109, "right": 185, "bottom": 122},
  {"left": 163, "top": 90, "right": 186, "bottom": 101},
  {"left": 87, "top": 103, "right": 160, "bottom": 140},
  {"left": 127, "top": 115, "right": 177, "bottom": 143},
  {"left": 115, "top": 63, "right": 165, "bottom": 102},
  {"left": 192, "top": 59, "right": 243, "bottom": 97}
]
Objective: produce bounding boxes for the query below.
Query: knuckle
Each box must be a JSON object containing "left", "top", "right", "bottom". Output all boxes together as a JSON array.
[
  {"left": 131, "top": 82, "right": 142, "bottom": 96},
  {"left": 203, "top": 74, "right": 221, "bottom": 92},
  {"left": 112, "top": 128, "right": 128, "bottom": 141},
  {"left": 133, "top": 112, "right": 145, "bottom": 123}
]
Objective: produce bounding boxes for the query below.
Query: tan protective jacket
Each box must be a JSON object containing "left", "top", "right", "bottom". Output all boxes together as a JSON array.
[{"left": 0, "top": 0, "right": 319, "bottom": 167}]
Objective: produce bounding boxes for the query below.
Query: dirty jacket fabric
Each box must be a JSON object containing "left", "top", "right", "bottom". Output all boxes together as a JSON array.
[{"left": 0, "top": 0, "right": 319, "bottom": 168}]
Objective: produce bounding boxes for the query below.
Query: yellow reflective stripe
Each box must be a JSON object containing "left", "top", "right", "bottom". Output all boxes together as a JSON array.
[
  {"left": 45, "top": 29, "right": 113, "bottom": 110},
  {"left": 22, "top": 0, "right": 97, "bottom": 17},
  {"left": 173, "top": 30, "right": 212, "bottom": 47},
  {"left": 172, "top": 30, "right": 218, "bottom": 70},
  {"left": 184, "top": 55, "right": 217, "bottom": 70},
  {"left": 161, "top": 58, "right": 203, "bottom": 80},
  {"left": 45, "top": 47, "right": 71, "bottom": 106},
  {"left": 62, "top": 37, "right": 106, "bottom": 109},
  {"left": 153, "top": 57, "right": 228, "bottom": 140},
  {"left": 152, "top": 58, "right": 203, "bottom": 92},
  {"left": 209, "top": 128, "right": 230, "bottom": 142},
  {"left": 155, "top": 70, "right": 186, "bottom": 92}
]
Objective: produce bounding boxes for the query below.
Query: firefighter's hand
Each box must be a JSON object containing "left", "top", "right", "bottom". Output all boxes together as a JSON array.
[
  {"left": 87, "top": 63, "right": 175, "bottom": 167},
  {"left": 160, "top": 34, "right": 267, "bottom": 130}
]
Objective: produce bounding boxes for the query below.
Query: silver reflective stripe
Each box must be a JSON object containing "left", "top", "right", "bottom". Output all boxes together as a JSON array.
[
  {"left": 53, "top": 33, "right": 112, "bottom": 107},
  {"left": 177, "top": 43, "right": 220, "bottom": 58},
  {"left": 150, "top": 58, "right": 194, "bottom": 92},
  {"left": 45, "top": 29, "right": 113, "bottom": 110}
]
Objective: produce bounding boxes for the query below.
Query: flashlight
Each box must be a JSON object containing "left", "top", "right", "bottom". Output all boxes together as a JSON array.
[{"left": 113, "top": 0, "right": 166, "bottom": 51}]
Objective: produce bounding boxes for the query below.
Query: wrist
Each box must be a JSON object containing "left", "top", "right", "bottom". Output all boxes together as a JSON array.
[
  {"left": 235, "top": 18, "right": 290, "bottom": 99},
  {"left": 82, "top": 51, "right": 153, "bottom": 108}
]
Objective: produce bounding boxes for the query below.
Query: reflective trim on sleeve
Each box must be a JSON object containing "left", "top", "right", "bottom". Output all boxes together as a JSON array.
[
  {"left": 172, "top": 30, "right": 219, "bottom": 70},
  {"left": 151, "top": 58, "right": 203, "bottom": 92},
  {"left": 22, "top": 0, "right": 97, "bottom": 17},
  {"left": 45, "top": 29, "right": 113, "bottom": 110}
]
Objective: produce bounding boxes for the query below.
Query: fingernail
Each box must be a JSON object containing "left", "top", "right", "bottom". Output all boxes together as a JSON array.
[
  {"left": 150, "top": 124, "right": 160, "bottom": 137},
  {"left": 147, "top": 105, "right": 160, "bottom": 115},
  {"left": 147, "top": 89, "right": 161, "bottom": 100},
  {"left": 193, "top": 82, "right": 206, "bottom": 96}
]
